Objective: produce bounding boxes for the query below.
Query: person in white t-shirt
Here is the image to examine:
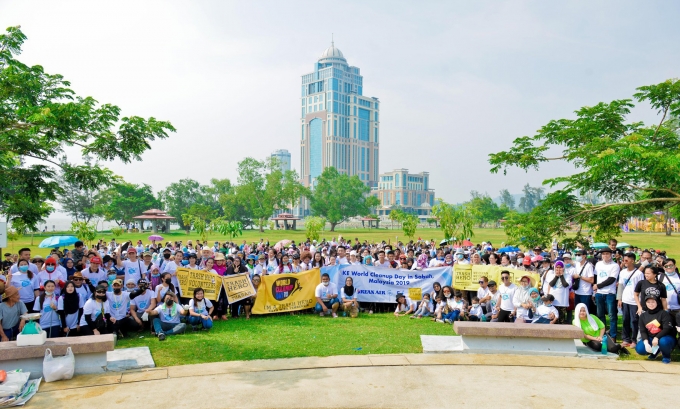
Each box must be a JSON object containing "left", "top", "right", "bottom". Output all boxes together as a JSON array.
[
  {"left": 572, "top": 250, "right": 595, "bottom": 312},
  {"left": 660, "top": 258, "right": 680, "bottom": 326},
  {"left": 314, "top": 273, "right": 340, "bottom": 318},
  {"left": 477, "top": 276, "right": 491, "bottom": 313},
  {"left": 497, "top": 271, "right": 517, "bottom": 322},
  {"left": 373, "top": 251, "right": 391, "bottom": 268},
  {"left": 593, "top": 248, "right": 620, "bottom": 340},
  {"left": 188, "top": 288, "right": 214, "bottom": 330},
  {"left": 116, "top": 247, "right": 143, "bottom": 284},
  {"left": 618, "top": 253, "right": 643, "bottom": 347},
  {"left": 394, "top": 293, "right": 414, "bottom": 317},
  {"left": 335, "top": 247, "right": 349, "bottom": 265},
  {"left": 129, "top": 279, "right": 156, "bottom": 333},
  {"left": 149, "top": 291, "right": 187, "bottom": 341},
  {"left": 107, "top": 279, "right": 139, "bottom": 337},
  {"left": 545, "top": 261, "right": 572, "bottom": 324}
]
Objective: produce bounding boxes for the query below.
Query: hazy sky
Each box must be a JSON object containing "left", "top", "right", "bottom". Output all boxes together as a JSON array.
[{"left": 2, "top": 1, "right": 679, "bottom": 206}]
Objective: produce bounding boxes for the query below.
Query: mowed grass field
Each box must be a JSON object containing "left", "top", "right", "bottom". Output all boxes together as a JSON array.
[{"left": 6, "top": 227, "right": 680, "bottom": 258}]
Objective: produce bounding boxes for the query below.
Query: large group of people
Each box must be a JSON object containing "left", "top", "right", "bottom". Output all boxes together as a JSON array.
[{"left": 0, "top": 236, "right": 677, "bottom": 362}]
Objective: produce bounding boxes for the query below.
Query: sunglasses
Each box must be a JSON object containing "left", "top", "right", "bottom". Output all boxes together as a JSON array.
[
  {"left": 665, "top": 265, "right": 675, "bottom": 268},
  {"left": 501, "top": 276, "right": 510, "bottom": 280},
  {"left": 478, "top": 281, "right": 485, "bottom": 284},
  {"left": 95, "top": 290, "right": 106, "bottom": 294},
  {"left": 73, "top": 278, "right": 83, "bottom": 281}
]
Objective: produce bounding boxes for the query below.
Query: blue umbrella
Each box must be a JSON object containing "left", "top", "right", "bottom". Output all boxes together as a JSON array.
[
  {"left": 497, "top": 246, "right": 520, "bottom": 253},
  {"left": 38, "top": 235, "right": 80, "bottom": 248}
]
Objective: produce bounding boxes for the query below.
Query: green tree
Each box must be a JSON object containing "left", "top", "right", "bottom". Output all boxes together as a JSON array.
[
  {"left": 490, "top": 78, "right": 680, "bottom": 238},
  {"left": 57, "top": 157, "right": 104, "bottom": 223},
  {"left": 211, "top": 218, "right": 243, "bottom": 242},
  {"left": 309, "top": 167, "right": 380, "bottom": 231},
  {"left": 0, "top": 26, "right": 174, "bottom": 227},
  {"left": 110, "top": 227, "right": 124, "bottom": 239},
  {"left": 158, "top": 179, "right": 204, "bottom": 229},
  {"left": 71, "top": 221, "right": 97, "bottom": 247},
  {"left": 467, "top": 191, "right": 506, "bottom": 227},
  {"left": 517, "top": 184, "right": 544, "bottom": 213},
  {"left": 280, "top": 170, "right": 310, "bottom": 213},
  {"left": 499, "top": 189, "right": 515, "bottom": 210},
  {"left": 304, "top": 216, "right": 326, "bottom": 241},
  {"left": 431, "top": 199, "right": 475, "bottom": 242},
  {"left": 234, "top": 157, "right": 285, "bottom": 232},
  {"left": 182, "top": 204, "right": 217, "bottom": 243},
  {"left": 97, "top": 182, "right": 160, "bottom": 228}
]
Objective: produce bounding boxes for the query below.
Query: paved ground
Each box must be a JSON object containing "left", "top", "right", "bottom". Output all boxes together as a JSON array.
[{"left": 33, "top": 353, "right": 676, "bottom": 408}]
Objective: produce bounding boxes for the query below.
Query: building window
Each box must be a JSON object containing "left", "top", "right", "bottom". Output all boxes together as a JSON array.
[
  {"left": 358, "top": 108, "right": 370, "bottom": 141},
  {"left": 310, "top": 118, "right": 323, "bottom": 180}
]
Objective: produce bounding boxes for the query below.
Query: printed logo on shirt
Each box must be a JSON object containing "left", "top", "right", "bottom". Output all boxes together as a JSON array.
[
  {"left": 645, "top": 287, "right": 661, "bottom": 298},
  {"left": 43, "top": 305, "right": 53, "bottom": 312},
  {"left": 502, "top": 294, "right": 509, "bottom": 300},
  {"left": 21, "top": 280, "right": 30, "bottom": 288},
  {"left": 137, "top": 301, "right": 147, "bottom": 310},
  {"left": 598, "top": 271, "right": 608, "bottom": 278},
  {"left": 112, "top": 302, "right": 123, "bottom": 309},
  {"left": 128, "top": 268, "right": 136, "bottom": 275}
]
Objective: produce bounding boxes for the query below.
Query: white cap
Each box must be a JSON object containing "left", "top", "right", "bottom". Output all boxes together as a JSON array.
[{"left": 350, "top": 250, "right": 357, "bottom": 256}]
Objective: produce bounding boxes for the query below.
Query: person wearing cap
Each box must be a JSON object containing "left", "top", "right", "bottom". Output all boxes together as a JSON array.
[
  {"left": 517, "top": 255, "right": 533, "bottom": 271},
  {"left": 593, "top": 247, "right": 621, "bottom": 340},
  {"left": 116, "top": 246, "right": 143, "bottom": 285},
  {"left": 212, "top": 253, "right": 227, "bottom": 275},
  {"left": 130, "top": 278, "right": 156, "bottom": 333},
  {"left": 348, "top": 251, "right": 361, "bottom": 266},
  {"left": 545, "top": 260, "right": 572, "bottom": 324},
  {"left": 38, "top": 257, "right": 67, "bottom": 296},
  {"left": 394, "top": 293, "right": 415, "bottom": 317},
  {"left": 636, "top": 294, "right": 676, "bottom": 363},
  {"left": 81, "top": 256, "right": 107, "bottom": 287},
  {"left": 0, "top": 287, "right": 27, "bottom": 341},
  {"left": 572, "top": 249, "right": 595, "bottom": 313},
  {"left": 161, "top": 251, "right": 184, "bottom": 297},
  {"left": 140, "top": 252, "right": 154, "bottom": 281},
  {"left": 156, "top": 248, "right": 173, "bottom": 271},
  {"left": 454, "top": 249, "right": 468, "bottom": 265},
  {"left": 107, "top": 278, "right": 138, "bottom": 337},
  {"left": 2, "top": 253, "right": 13, "bottom": 274},
  {"left": 149, "top": 290, "right": 187, "bottom": 341}
]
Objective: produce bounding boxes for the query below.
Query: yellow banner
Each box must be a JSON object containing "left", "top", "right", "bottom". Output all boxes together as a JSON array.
[
  {"left": 408, "top": 287, "right": 422, "bottom": 301},
  {"left": 252, "top": 268, "right": 320, "bottom": 314},
  {"left": 176, "top": 267, "right": 223, "bottom": 301},
  {"left": 222, "top": 273, "right": 256, "bottom": 303},
  {"left": 453, "top": 265, "right": 541, "bottom": 291}
]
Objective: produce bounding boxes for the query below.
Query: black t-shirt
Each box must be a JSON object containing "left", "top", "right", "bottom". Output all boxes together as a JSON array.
[{"left": 634, "top": 280, "right": 667, "bottom": 311}]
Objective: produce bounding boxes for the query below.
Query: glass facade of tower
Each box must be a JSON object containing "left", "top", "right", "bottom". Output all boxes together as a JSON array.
[{"left": 300, "top": 43, "right": 379, "bottom": 188}]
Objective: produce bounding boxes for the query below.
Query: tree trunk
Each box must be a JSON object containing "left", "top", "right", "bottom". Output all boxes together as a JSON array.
[
  {"left": 259, "top": 218, "right": 264, "bottom": 233},
  {"left": 330, "top": 222, "right": 337, "bottom": 232},
  {"left": 666, "top": 208, "right": 672, "bottom": 236}
]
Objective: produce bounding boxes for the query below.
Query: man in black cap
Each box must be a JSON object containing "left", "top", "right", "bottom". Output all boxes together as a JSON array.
[{"left": 593, "top": 247, "right": 620, "bottom": 341}]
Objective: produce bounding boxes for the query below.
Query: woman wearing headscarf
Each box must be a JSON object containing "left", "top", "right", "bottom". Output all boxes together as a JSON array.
[
  {"left": 636, "top": 294, "right": 676, "bottom": 363},
  {"left": 512, "top": 275, "right": 533, "bottom": 323},
  {"left": 62, "top": 258, "right": 77, "bottom": 280},
  {"left": 572, "top": 303, "right": 626, "bottom": 355},
  {"left": 58, "top": 281, "right": 84, "bottom": 336},
  {"left": 545, "top": 260, "right": 572, "bottom": 324},
  {"left": 340, "top": 277, "right": 359, "bottom": 317}
]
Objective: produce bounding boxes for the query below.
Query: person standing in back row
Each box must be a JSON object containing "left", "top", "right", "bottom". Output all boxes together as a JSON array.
[
  {"left": 618, "top": 253, "right": 644, "bottom": 347},
  {"left": 497, "top": 270, "right": 517, "bottom": 322},
  {"left": 593, "top": 248, "right": 620, "bottom": 341}
]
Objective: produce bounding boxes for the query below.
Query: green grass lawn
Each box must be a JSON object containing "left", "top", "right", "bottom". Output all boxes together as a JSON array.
[
  {"left": 8, "top": 228, "right": 680, "bottom": 259},
  {"left": 116, "top": 312, "right": 453, "bottom": 367}
]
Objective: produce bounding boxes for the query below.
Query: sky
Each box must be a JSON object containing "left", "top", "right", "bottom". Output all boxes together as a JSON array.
[{"left": 2, "top": 1, "right": 680, "bottom": 212}]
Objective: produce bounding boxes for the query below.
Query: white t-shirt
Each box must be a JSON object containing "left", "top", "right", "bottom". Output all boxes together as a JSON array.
[
  {"left": 620, "top": 268, "right": 643, "bottom": 306},
  {"left": 340, "top": 287, "right": 357, "bottom": 300},
  {"left": 315, "top": 283, "right": 339, "bottom": 302},
  {"left": 82, "top": 267, "right": 107, "bottom": 286},
  {"left": 58, "top": 294, "right": 85, "bottom": 329},
  {"left": 107, "top": 291, "right": 130, "bottom": 320},
  {"left": 155, "top": 284, "right": 173, "bottom": 301},
  {"left": 34, "top": 295, "right": 61, "bottom": 328},
  {"left": 188, "top": 298, "right": 214, "bottom": 316},
  {"left": 154, "top": 303, "right": 185, "bottom": 324},
  {"left": 336, "top": 257, "right": 349, "bottom": 265},
  {"left": 265, "top": 260, "right": 278, "bottom": 275},
  {"left": 535, "top": 304, "right": 558, "bottom": 321},
  {"left": 498, "top": 284, "right": 517, "bottom": 312},
  {"left": 374, "top": 260, "right": 391, "bottom": 268},
  {"left": 120, "top": 259, "right": 143, "bottom": 284},
  {"left": 545, "top": 272, "right": 572, "bottom": 307},
  {"left": 75, "top": 284, "right": 91, "bottom": 303},
  {"left": 594, "top": 261, "right": 620, "bottom": 294},
  {"left": 161, "top": 261, "right": 182, "bottom": 292},
  {"left": 395, "top": 297, "right": 414, "bottom": 312},
  {"left": 469, "top": 304, "right": 483, "bottom": 319},
  {"left": 477, "top": 287, "right": 491, "bottom": 309},
  {"left": 79, "top": 299, "right": 111, "bottom": 327},
  {"left": 130, "top": 289, "right": 155, "bottom": 312},
  {"left": 660, "top": 272, "right": 680, "bottom": 310},
  {"left": 573, "top": 262, "right": 595, "bottom": 296},
  {"left": 38, "top": 268, "right": 66, "bottom": 296},
  {"left": 10, "top": 272, "right": 41, "bottom": 303},
  {"left": 489, "top": 291, "right": 500, "bottom": 315}
]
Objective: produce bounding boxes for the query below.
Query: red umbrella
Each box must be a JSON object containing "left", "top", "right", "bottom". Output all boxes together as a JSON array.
[{"left": 462, "top": 240, "right": 474, "bottom": 247}]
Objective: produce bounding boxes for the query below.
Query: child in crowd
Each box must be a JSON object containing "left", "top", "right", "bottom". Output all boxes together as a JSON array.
[
  {"left": 432, "top": 295, "right": 444, "bottom": 321},
  {"left": 468, "top": 296, "right": 484, "bottom": 321},
  {"left": 532, "top": 294, "right": 558, "bottom": 324},
  {"left": 411, "top": 293, "right": 432, "bottom": 318}
]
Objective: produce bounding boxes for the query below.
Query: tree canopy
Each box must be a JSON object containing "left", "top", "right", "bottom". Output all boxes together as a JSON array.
[
  {"left": 490, "top": 78, "right": 680, "bottom": 242},
  {"left": 0, "top": 26, "right": 175, "bottom": 227},
  {"left": 309, "top": 167, "right": 379, "bottom": 231}
]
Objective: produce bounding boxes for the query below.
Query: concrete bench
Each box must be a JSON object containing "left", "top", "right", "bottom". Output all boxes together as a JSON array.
[
  {"left": 450, "top": 322, "right": 585, "bottom": 356},
  {"left": 0, "top": 334, "right": 115, "bottom": 379}
]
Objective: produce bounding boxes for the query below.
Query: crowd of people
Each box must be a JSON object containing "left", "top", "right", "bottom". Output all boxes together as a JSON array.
[{"left": 0, "top": 236, "right": 677, "bottom": 362}]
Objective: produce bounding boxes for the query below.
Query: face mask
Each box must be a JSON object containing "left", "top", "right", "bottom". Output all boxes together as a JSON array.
[
  {"left": 457, "top": 254, "right": 463, "bottom": 259},
  {"left": 46, "top": 265, "right": 55, "bottom": 272},
  {"left": 667, "top": 269, "right": 676, "bottom": 275},
  {"left": 45, "top": 291, "right": 54, "bottom": 296},
  {"left": 96, "top": 294, "right": 107, "bottom": 301},
  {"left": 545, "top": 303, "right": 552, "bottom": 307},
  {"left": 181, "top": 260, "right": 189, "bottom": 266},
  {"left": 575, "top": 256, "right": 583, "bottom": 263},
  {"left": 19, "top": 265, "right": 29, "bottom": 273},
  {"left": 444, "top": 293, "right": 451, "bottom": 298},
  {"left": 113, "top": 288, "right": 122, "bottom": 294},
  {"left": 522, "top": 283, "right": 529, "bottom": 288},
  {"left": 472, "top": 303, "right": 479, "bottom": 308},
  {"left": 126, "top": 287, "right": 136, "bottom": 292},
  {"left": 163, "top": 253, "right": 171, "bottom": 260},
  {"left": 165, "top": 299, "right": 174, "bottom": 306},
  {"left": 165, "top": 278, "right": 172, "bottom": 284},
  {"left": 565, "top": 263, "right": 571, "bottom": 268},
  {"left": 323, "top": 281, "right": 329, "bottom": 286},
  {"left": 108, "top": 274, "right": 116, "bottom": 281}
]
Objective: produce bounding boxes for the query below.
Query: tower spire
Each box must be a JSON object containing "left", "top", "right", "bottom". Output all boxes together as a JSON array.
[{"left": 331, "top": 33, "right": 334, "bottom": 47}]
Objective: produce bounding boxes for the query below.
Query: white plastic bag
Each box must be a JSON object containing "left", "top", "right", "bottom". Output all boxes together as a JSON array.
[
  {"left": 0, "top": 370, "right": 30, "bottom": 398},
  {"left": 43, "top": 347, "right": 75, "bottom": 382}
]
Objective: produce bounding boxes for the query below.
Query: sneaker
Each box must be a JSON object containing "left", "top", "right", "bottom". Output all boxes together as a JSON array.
[
  {"left": 158, "top": 333, "right": 166, "bottom": 341},
  {"left": 435, "top": 319, "right": 444, "bottom": 323},
  {"left": 369, "top": 310, "right": 373, "bottom": 314},
  {"left": 444, "top": 319, "right": 452, "bottom": 324},
  {"left": 332, "top": 313, "right": 338, "bottom": 318},
  {"left": 409, "top": 315, "right": 417, "bottom": 319},
  {"left": 662, "top": 358, "right": 671, "bottom": 364},
  {"left": 319, "top": 312, "right": 325, "bottom": 317},
  {"left": 648, "top": 353, "right": 659, "bottom": 360}
]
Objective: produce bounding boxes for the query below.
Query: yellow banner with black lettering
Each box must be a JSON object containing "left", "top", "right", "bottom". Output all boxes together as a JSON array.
[
  {"left": 252, "top": 268, "right": 320, "bottom": 314},
  {"left": 223, "top": 273, "right": 257, "bottom": 303},
  {"left": 176, "top": 267, "right": 223, "bottom": 301},
  {"left": 453, "top": 265, "right": 541, "bottom": 291}
]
